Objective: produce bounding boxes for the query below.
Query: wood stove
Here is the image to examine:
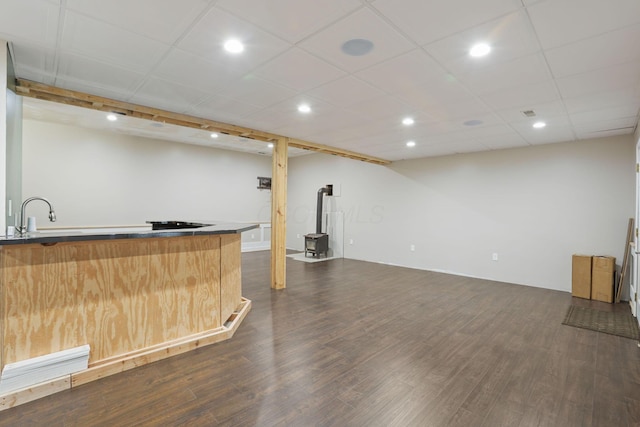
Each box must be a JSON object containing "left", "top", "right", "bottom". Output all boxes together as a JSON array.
[
  {"left": 304, "top": 185, "right": 332, "bottom": 258},
  {"left": 305, "top": 233, "right": 329, "bottom": 258}
]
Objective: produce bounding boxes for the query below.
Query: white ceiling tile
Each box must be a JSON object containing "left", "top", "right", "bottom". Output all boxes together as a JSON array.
[
  {"left": 413, "top": 117, "right": 508, "bottom": 142},
  {"left": 61, "top": 11, "right": 169, "bottom": 73},
  {"left": 216, "top": 0, "right": 362, "bottom": 43},
  {"left": 564, "top": 87, "right": 640, "bottom": 115},
  {"left": 273, "top": 109, "right": 370, "bottom": 141},
  {"left": 414, "top": 139, "right": 491, "bottom": 158},
  {"left": 252, "top": 48, "right": 347, "bottom": 91},
  {"left": 310, "top": 128, "right": 365, "bottom": 144},
  {"left": 299, "top": 8, "right": 415, "bottom": 73},
  {"left": 65, "top": 0, "right": 210, "bottom": 44},
  {"left": 241, "top": 106, "right": 300, "bottom": 131},
  {"left": 345, "top": 95, "right": 415, "bottom": 120},
  {"left": 422, "top": 98, "right": 496, "bottom": 122},
  {"left": 555, "top": 61, "right": 640, "bottom": 100},
  {"left": 186, "top": 94, "right": 263, "bottom": 122},
  {"left": 510, "top": 113, "right": 572, "bottom": 130},
  {"left": 216, "top": 76, "right": 297, "bottom": 109},
  {"left": 572, "top": 116, "right": 638, "bottom": 136},
  {"left": 528, "top": 0, "right": 640, "bottom": 49},
  {"left": 545, "top": 24, "right": 640, "bottom": 78},
  {"left": 570, "top": 105, "right": 639, "bottom": 126},
  {"left": 53, "top": 77, "right": 136, "bottom": 102},
  {"left": 251, "top": 94, "right": 334, "bottom": 117},
  {"left": 4, "top": 0, "right": 639, "bottom": 161},
  {"left": 372, "top": 0, "right": 522, "bottom": 45},
  {"left": 472, "top": 132, "right": 529, "bottom": 150},
  {"left": 56, "top": 53, "right": 146, "bottom": 95},
  {"left": 338, "top": 129, "right": 409, "bottom": 148},
  {"left": 459, "top": 123, "right": 517, "bottom": 139},
  {"left": 178, "top": 7, "right": 291, "bottom": 74},
  {"left": 306, "top": 76, "right": 387, "bottom": 108},
  {"left": 424, "top": 10, "right": 540, "bottom": 75},
  {"left": 456, "top": 53, "right": 551, "bottom": 94},
  {"left": 130, "top": 77, "right": 211, "bottom": 114},
  {"left": 521, "top": 127, "right": 576, "bottom": 145},
  {"left": 153, "top": 49, "right": 234, "bottom": 95},
  {"left": 396, "top": 80, "right": 476, "bottom": 113},
  {"left": 480, "top": 80, "right": 559, "bottom": 110},
  {"left": 576, "top": 128, "right": 635, "bottom": 140},
  {"left": 11, "top": 43, "right": 56, "bottom": 81},
  {"left": 496, "top": 100, "right": 567, "bottom": 123},
  {"left": 356, "top": 49, "right": 472, "bottom": 104},
  {"left": 511, "top": 116, "right": 576, "bottom": 144},
  {"left": 0, "top": 0, "right": 58, "bottom": 47},
  {"left": 449, "top": 141, "right": 494, "bottom": 154}
]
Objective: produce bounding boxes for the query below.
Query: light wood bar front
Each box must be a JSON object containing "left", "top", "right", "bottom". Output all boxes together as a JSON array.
[{"left": 0, "top": 230, "right": 251, "bottom": 410}]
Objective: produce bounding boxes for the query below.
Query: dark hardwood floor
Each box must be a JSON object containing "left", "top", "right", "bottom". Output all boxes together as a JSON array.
[{"left": 2, "top": 251, "right": 640, "bottom": 426}]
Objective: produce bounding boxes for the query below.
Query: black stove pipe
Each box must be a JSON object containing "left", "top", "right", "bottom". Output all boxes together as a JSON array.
[{"left": 316, "top": 185, "right": 332, "bottom": 234}]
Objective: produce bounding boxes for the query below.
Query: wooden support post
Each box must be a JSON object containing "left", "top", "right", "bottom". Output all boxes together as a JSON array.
[{"left": 271, "top": 137, "right": 288, "bottom": 289}]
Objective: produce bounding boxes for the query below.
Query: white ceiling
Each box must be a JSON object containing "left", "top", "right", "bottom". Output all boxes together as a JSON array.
[{"left": 3, "top": 0, "right": 640, "bottom": 161}]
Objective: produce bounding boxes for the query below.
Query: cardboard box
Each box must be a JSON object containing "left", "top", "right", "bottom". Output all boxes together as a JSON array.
[
  {"left": 591, "top": 256, "right": 616, "bottom": 303},
  {"left": 572, "top": 255, "right": 592, "bottom": 299}
]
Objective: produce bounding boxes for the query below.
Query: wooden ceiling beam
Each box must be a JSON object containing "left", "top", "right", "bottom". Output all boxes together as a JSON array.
[{"left": 16, "top": 79, "right": 391, "bottom": 165}]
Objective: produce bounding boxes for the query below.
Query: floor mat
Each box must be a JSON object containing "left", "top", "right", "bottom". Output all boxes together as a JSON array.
[{"left": 562, "top": 305, "right": 640, "bottom": 340}]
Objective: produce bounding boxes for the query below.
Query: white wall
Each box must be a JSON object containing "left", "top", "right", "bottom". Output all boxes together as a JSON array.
[
  {"left": 0, "top": 41, "right": 7, "bottom": 232},
  {"left": 22, "top": 120, "right": 272, "bottom": 227},
  {"left": 288, "top": 135, "right": 635, "bottom": 292}
]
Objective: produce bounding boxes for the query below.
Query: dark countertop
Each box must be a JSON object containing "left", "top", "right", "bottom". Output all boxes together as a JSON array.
[{"left": 0, "top": 221, "right": 259, "bottom": 246}]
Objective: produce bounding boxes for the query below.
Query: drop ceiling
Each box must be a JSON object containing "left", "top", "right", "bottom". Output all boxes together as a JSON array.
[{"left": 3, "top": 0, "right": 640, "bottom": 161}]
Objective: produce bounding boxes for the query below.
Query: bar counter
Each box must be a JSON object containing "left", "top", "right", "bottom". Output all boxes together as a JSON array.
[{"left": 0, "top": 221, "right": 257, "bottom": 409}]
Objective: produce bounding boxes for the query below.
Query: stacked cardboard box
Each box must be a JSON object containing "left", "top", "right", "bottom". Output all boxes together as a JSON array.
[
  {"left": 571, "top": 254, "right": 616, "bottom": 303},
  {"left": 591, "top": 256, "right": 616, "bottom": 303},
  {"left": 571, "top": 255, "right": 592, "bottom": 299}
]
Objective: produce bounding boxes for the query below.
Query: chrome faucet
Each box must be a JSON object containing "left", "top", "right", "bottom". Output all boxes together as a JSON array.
[{"left": 19, "top": 196, "right": 56, "bottom": 234}]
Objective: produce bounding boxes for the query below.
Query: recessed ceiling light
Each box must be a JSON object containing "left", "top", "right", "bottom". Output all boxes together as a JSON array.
[
  {"left": 210, "top": 133, "right": 219, "bottom": 138},
  {"left": 268, "top": 143, "right": 274, "bottom": 148},
  {"left": 298, "top": 104, "right": 311, "bottom": 114},
  {"left": 406, "top": 141, "right": 416, "bottom": 147},
  {"left": 107, "top": 114, "right": 118, "bottom": 122},
  {"left": 341, "top": 39, "right": 374, "bottom": 56},
  {"left": 463, "top": 119, "right": 483, "bottom": 126},
  {"left": 469, "top": 43, "right": 491, "bottom": 57},
  {"left": 402, "top": 117, "right": 415, "bottom": 126},
  {"left": 533, "top": 121, "right": 546, "bottom": 129},
  {"left": 224, "top": 39, "right": 244, "bottom": 54}
]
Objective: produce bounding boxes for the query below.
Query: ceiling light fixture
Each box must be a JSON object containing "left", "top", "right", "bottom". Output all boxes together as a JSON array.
[
  {"left": 533, "top": 121, "right": 546, "bottom": 129},
  {"left": 210, "top": 132, "right": 219, "bottom": 138},
  {"left": 402, "top": 117, "right": 415, "bottom": 126},
  {"left": 469, "top": 43, "right": 491, "bottom": 57},
  {"left": 406, "top": 140, "right": 416, "bottom": 147},
  {"left": 224, "top": 39, "right": 244, "bottom": 54},
  {"left": 268, "top": 143, "right": 274, "bottom": 148},
  {"left": 298, "top": 104, "right": 311, "bottom": 114},
  {"left": 107, "top": 114, "right": 118, "bottom": 122},
  {"left": 341, "top": 38, "right": 374, "bottom": 56}
]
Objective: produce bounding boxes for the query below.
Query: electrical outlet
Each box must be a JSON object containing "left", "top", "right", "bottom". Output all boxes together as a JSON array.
[
  {"left": 349, "top": 239, "right": 354, "bottom": 245},
  {"left": 410, "top": 244, "right": 415, "bottom": 252},
  {"left": 251, "top": 233, "right": 255, "bottom": 240},
  {"left": 297, "top": 234, "right": 300, "bottom": 238},
  {"left": 492, "top": 253, "right": 498, "bottom": 261}
]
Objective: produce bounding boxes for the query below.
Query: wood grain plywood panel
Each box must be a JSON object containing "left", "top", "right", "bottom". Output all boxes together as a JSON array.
[
  {"left": 2, "top": 245, "right": 79, "bottom": 366},
  {"left": 75, "top": 239, "right": 152, "bottom": 363},
  {"left": 147, "top": 235, "right": 221, "bottom": 345},
  {"left": 220, "top": 234, "right": 241, "bottom": 323}
]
